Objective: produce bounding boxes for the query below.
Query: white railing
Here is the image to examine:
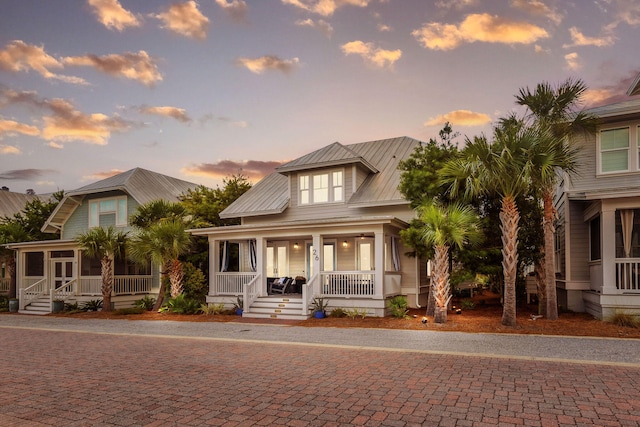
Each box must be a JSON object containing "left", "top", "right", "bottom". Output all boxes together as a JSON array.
[
  {"left": 52, "top": 278, "right": 77, "bottom": 302},
  {"left": 242, "top": 274, "right": 261, "bottom": 314},
  {"left": 0, "top": 277, "right": 9, "bottom": 293},
  {"left": 20, "top": 278, "right": 47, "bottom": 310},
  {"left": 321, "top": 271, "right": 375, "bottom": 296},
  {"left": 23, "top": 277, "right": 45, "bottom": 288},
  {"left": 302, "top": 274, "right": 319, "bottom": 314},
  {"left": 616, "top": 259, "right": 640, "bottom": 292},
  {"left": 216, "top": 272, "right": 257, "bottom": 295},
  {"left": 79, "top": 277, "right": 102, "bottom": 295},
  {"left": 114, "top": 276, "right": 152, "bottom": 295}
]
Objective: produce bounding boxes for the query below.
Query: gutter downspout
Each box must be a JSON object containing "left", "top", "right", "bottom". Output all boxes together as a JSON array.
[{"left": 415, "top": 258, "right": 421, "bottom": 308}]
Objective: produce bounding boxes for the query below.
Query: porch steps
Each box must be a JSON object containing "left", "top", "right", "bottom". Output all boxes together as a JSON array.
[
  {"left": 19, "top": 297, "right": 52, "bottom": 315},
  {"left": 243, "top": 296, "right": 310, "bottom": 320}
]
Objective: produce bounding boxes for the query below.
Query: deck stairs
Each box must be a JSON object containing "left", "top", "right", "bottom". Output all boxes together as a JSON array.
[
  {"left": 19, "top": 296, "right": 53, "bottom": 315},
  {"left": 243, "top": 295, "right": 310, "bottom": 320}
]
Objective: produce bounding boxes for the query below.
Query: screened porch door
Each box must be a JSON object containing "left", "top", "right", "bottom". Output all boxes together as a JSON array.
[
  {"left": 267, "top": 242, "right": 288, "bottom": 277},
  {"left": 51, "top": 258, "right": 74, "bottom": 290}
]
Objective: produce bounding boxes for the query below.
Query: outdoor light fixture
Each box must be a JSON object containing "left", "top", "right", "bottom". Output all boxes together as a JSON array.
[
  {"left": 360, "top": 234, "right": 365, "bottom": 239},
  {"left": 294, "top": 242, "right": 299, "bottom": 249},
  {"left": 342, "top": 240, "right": 348, "bottom": 248}
]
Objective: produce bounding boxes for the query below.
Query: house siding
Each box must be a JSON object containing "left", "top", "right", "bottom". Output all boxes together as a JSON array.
[
  {"left": 568, "top": 200, "right": 590, "bottom": 281},
  {"left": 61, "top": 191, "right": 139, "bottom": 239}
]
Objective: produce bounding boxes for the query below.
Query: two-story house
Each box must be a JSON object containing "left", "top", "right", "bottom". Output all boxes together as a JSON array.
[
  {"left": 6, "top": 168, "right": 199, "bottom": 314},
  {"left": 190, "top": 136, "right": 431, "bottom": 319},
  {"left": 555, "top": 75, "right": 640, "bottom": 319}
]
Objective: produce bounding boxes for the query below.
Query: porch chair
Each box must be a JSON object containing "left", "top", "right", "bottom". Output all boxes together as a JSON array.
[{"left": 270, "top": 277, "right": 292, "bottom": 294}]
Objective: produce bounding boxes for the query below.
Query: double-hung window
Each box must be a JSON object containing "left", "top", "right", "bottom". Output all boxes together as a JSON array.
[
  {"left": 89, "top": 197, "right": 128, "bottom": 228},
  {"left": 299, "top": 170, "right": 343, "bottom": 205},
  {"left": 600, "top": 127, "right": 629, "bottom": 173}
]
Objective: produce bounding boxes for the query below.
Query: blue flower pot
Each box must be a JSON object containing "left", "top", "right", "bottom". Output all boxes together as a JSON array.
[
  {"left": 236, "top": 308, "right": 243, "bottom": 316},
  {"left": 314, "top": 311, "right": 325, "bottom": 319}
]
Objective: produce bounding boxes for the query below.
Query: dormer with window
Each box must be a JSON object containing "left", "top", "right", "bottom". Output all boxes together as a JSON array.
[{"left": 299, "top": 170, "right": 344, "bottom": 205}]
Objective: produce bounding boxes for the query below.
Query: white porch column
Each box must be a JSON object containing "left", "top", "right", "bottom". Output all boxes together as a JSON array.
[
  {"left": 256, "top": 237, "right": 265, "bottom": 296},
  {"left": 601, "top": 207, "right": 617, "bottom": 294},
  {"left": 312, "top": 234, "right": 322, "bottom": 295},
  {"left": 209, "top": 237, "right": 218, "bottom": 296},
  {"left": 374, "top": 231, "right": 384, "bottom": 298}
]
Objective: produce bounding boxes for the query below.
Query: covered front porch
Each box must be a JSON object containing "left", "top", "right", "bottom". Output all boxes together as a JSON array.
[
  {"left": 7, "top": 240, "right": 158, "bottom": 314},
  {"left": 192, "top": 217, "right": 417, "bottom": 319}
]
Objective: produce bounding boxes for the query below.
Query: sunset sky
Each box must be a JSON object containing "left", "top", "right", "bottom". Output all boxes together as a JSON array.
[{"left": 1, "top": 0, "right": 639, "bottom": 194}]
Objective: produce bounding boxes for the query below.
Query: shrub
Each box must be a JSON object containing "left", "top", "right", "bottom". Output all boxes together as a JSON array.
[
  {"left": 387, "top": 295, "right": 409, "bottom": 319},
  {"left": 182, "top": 262, "right": 207, "bottom": 302},
  {"left": 329, "top": 307, "right": 347, "bottom": 318},
  {"left": 0, "top": 296, "right": 8, "bottom": 312},
  {"left": 134, "top": 296, "right": 156, "bottom": 311},
  {"left": 64, "top": 301, "right": 81, "bottom": 312},
  {"left": 345, "top": 308, "right": 368, "bottom": 319},
  {"left": 608, "top": 311, "right": 640, "bottom": 329},
  {"left": 115, "top": 307, "right": 145, "bottom": 315},
  {"left": 160, "top": 294, "right": 202, "bottom": 315},
  {"left": 201, "top": 302, "right": 225, "bottom": 315},
  {"left": 460, "top": 299, "right": 476, "bottom": 310},
  {"left": 82, "top": 299, "right": 103, "bottom": 312}
]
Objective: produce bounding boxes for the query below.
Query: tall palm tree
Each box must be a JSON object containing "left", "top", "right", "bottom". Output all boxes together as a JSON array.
[
  {"left": 76, "top": 226, "right": 128, "bottom": 312},
  {"left": 441, "top": 121, "right": 537, "bottom": 326},
  {"left": 127, "top": 218, "right": 191, "bottom": 310},
  {"left": 129, "top": 199, "right": 189, "bottom": 229},
  {"left": 516, "top": 78, "right": 597, "bottom": 320},
  {"left": 0, "top": 222, "right": 29, "bottom": 299},
  {"left": 419, "top": 202, "right": 481, "bottom": 323}
]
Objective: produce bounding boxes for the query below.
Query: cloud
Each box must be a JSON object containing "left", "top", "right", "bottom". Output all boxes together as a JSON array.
[
  {"left": 424, "top": 110, "right": 492, "bottom": 127},
  {"left": 564, "top": 52, "right": 580, "bottom": 70},
  {"left": 0, "top": 119, "right": 40, "bottom": 139},
  {"left": 63, "top": 50, "right": 162, "bottom": 86},
  {"left": 435, "top": 0, "right": 477, "bottom": 10},
  {"left": 88, "top": 0, "right": 141, "bottom": 31},
  {"left": 235, "top": 55, "right": 300, "bottom": 74},
  {"left": 295, "top": 18, "right": 334, "bottom": 38},
  {"left": 0, "top": 40, "right": 88, "bottom": 85},
  {"left": 154, "top": 1, "right": 209, "bottom": 40},
  {"left": 412, "top": 13, "right": 549, "bottom": 50},
  {"left": 341, "top": 40, "right": 402, "bottom": 68},
  {"left": 82, "top": 169, "right": 124, "bottom": 181},
  {"left": 584, "top": 71, "right": 640, "bottom": 106},
  {"left": 282, "top": 0, "right": 371, "bottom": 16},
  {"left": 1, "top": 88, "right": 131, "bottom": 145},
  {"left": 0, "top": 168, "right": 54, "bottom": 181},
  {"left": 138, "top": 105, "right": 191, "bottom": 123},
  {"left": 564, "top": 27, "right": 615, "bottom": 48},
  {"left": 214, "top": 0, "right": 248, "bottom": 22},
  {"left": 0, "top": 144, "right": 21, "bottom": 155},
  {"left": 510, "top": 0, "right": 562, "bottom": 25},
  {"left": 183, "top": 160, "right": 283, "bottom": 180}
]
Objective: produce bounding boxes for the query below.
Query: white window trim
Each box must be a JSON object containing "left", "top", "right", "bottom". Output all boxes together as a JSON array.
[
  {"left": 597, "top": 124, "right": 639, "bottom": 175},
  {"left": 88, "top": 196, "right": 128, "bottom": 228},
  {"left": 298, "top": 169, "right": 344, "bottom": 206}
]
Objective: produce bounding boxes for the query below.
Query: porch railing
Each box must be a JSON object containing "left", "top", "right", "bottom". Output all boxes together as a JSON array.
[
  {"left": 114, "top": 276, "right": 152, "bottom": 295},
  {"left": 216, "top": 272, "right": 257, "bottom": 295},
  {"left": 79, "top": 277, "right": 102, "bottom": 295},
  {"left": 302, "top": 274, "right": 319, "bottom": 314},
  {"left": 52, "top": 278, "right": 77, "bottom": 302},
  {"left": 321, "top": 271, "right": 375, "bottom": 296},
  {"left": 242, "top": 274, "right": 261, "bottom": 314},
  {"left": 616, "top": 259, "right": 640, "bottom": 292},
  {"left": 20, "top": 278, "right": 47, "bottom": 310},
  {"left": 0, "top": 277, "right": 9, "bottom": 293}
]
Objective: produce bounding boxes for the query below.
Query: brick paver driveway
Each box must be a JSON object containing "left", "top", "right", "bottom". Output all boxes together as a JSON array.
[{"left": 1, "top": 321, "right": 640, "bottom": 426}]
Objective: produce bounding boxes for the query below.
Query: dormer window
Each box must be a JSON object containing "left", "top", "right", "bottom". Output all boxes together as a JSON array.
[
  {"left": 89, "top": 196, "right": 128, "bottom": 228},
  {"left": 299, "top": 170, "right": 343, "bottom": 205}
]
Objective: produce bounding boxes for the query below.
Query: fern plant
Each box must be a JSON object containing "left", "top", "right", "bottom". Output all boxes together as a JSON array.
[{"left": 387, "top": 295, "right": 409, "bottom": 319}]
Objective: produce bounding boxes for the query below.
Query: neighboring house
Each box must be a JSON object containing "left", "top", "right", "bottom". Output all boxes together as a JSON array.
[
  {"left": 555, "top": 75, "right": 640, "bottom": 319},
  {"left": 190, "top": 136, "right": 430, "bottom": 319},
  {"left": 5, "top": 168, "right": 199, "bottom": 314},
  {"left": 0, "top": 190, "right": 46, "bottom": 296}
]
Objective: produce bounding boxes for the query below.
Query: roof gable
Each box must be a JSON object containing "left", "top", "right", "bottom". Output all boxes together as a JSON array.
[
  {"left": 627, "top": 71, "right": 640, "bottom": 96},
  {"left": 276, "top": 142, "right": 377, "bottom": 174},
  {"left": 0, "top": 191, "right": 44, "bottom": 218}
]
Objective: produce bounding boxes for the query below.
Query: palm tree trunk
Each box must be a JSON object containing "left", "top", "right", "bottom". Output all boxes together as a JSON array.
[
  {"left": 432, "top": 244, "right": 450, "bottom": 324},
  {"left": 153, "top": 270, "right": 167, "bottom": 311},
  {"left": 169, "top": 259, "right": 184, "bottom": 298},
  {"left": 534, "top": 255, "right": 547, "bottom": 317},
  {"left": 500, "top": 195, "right": 520, "bottom": 327},
  {"left": 425, "top": 283, "right": 435, "bottom": 317},
  {"left": 101, "top": 256, "right": 113, "bottom": 312},
  {"left": 542, "top": 188, "right": 558, "bottom": 320},
  {"left": 7, "top": 255, "right": 17, "bottom": 300}
]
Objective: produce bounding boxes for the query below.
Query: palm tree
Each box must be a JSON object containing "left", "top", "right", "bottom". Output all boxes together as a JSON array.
[
  {"left": 516, "top": 78, "right": 597, "bottom": 320},
  {"left": 441, "top": 121, "right": 537, "bottom": 326},
  {"left": 419, "top": 202, "right": 481, "bottom": 323},
  {"left": 127, "top": 218, "right": 191, "bottom": 310},
  {"left": 76, "top": 226, "right": 128, "bottom": 312},
  {"left": 129, "top": 199, "right": 189, "bottom": 229},
  {"left": 0, "top": 222, "right": 29, "bottom": 299}
]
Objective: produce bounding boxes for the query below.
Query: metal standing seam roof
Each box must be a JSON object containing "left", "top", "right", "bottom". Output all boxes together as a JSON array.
[
  {"left": 42, "top": 168, "right": 199, "bottom": 233},
  {"left": 220, "top": 136, "right": 422, "bottom": 219},
  {"left": 0, "top": 191, "right": 45, "bottom": 218}
]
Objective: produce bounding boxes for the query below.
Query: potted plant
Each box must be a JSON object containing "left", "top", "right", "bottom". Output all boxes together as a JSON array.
[
  {"left": 8, "top": 298, "right": 19, "bottom": 313},
  {"left": 233, "top": 296, "right": 243, "bottom": 316},
  {"left": 52, "top": 299, "right": 65, "bottom": 313},
  {"left": 311, "top": 296, "right": 328, "bottom": 318}
]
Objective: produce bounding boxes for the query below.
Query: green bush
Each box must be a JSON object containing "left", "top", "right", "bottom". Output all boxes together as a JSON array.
[
  {"left": 115, "top": 307, "right": 145, "bottom": 315},
  {"left": 134, "top": 296, "right": 156, "bottom": 311},
  {"left": 182, "top": 262, "right": 207, "bottom": 302},
  {"left": 460, "top": 299, "right": 476, "bottom": 310},
  {"left": 387, "top": 295, "right": 409, "bottom": 319},
  {"left": 345, "top": 308, "right": 368, "bottom": 319},
  {"left": 64, "top": 301, "right": 80, "bottom": 312},
  {"left": 608, "top": 311, "right": 640, "bottom": 329},
  {"left": 82, "top": 299, "right": 103, "bottom": 312},
  {"left": 0, "top": 296, "right": 8, "bottom": 312},
  {"left": 160, "top": 294, "right": 202, "bottom": 315},
  {"left": 329, "top": 307, "right": 347, "bottom": 318},
  {"left": 201, "top": 302, "right": 225, "bottom": 315}
]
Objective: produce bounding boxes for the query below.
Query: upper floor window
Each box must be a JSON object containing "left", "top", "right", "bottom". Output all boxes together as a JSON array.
[
  {"left": 299, "top": 170, "right": 343, "bottom": 205},
  {"left": 89, "top": 197, "right": 127, "bottom": 228},
  {"left": 599, "top": 127, "right": 630, "bottom": 173}
]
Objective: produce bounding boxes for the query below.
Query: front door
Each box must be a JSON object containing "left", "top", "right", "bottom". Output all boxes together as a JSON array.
[
  {"left": 266, "top": 242, "right": 288, "bottom": 277},
  {"left": 51, "top": 258, "right": 74, "bottom": 289}
]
